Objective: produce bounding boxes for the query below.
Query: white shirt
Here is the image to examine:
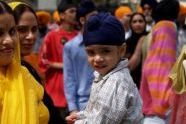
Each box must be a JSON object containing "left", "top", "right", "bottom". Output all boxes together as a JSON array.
[{"left": 75, "top": 59, "right": 143, "bottom": 124}]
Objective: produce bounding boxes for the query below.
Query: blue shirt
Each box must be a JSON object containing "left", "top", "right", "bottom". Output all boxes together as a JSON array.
[{"left": 63, "top": 33, "right": 94, "bottom": 112}]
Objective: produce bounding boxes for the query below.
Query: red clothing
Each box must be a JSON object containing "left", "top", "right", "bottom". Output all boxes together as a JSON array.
[
  {"left": 169, "top": 92, "right": 186, "bottom": 124},
  {"left": 39, "top": 28, "right": 77, "bottom": 107}
]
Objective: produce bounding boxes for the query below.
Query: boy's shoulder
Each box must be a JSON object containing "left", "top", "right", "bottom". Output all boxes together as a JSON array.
[
  {"left": 65, "top": 33, "right": 82, "bottom": 48},
  {"left": 106, "top": 67, "right": 136, "bottom": 90}
]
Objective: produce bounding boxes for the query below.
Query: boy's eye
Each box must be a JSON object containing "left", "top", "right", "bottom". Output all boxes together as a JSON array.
[
  {"left": 101, "top": 49, "right": 110, "bottom": 54},
  {"left": 86, "top": 50, "right": 95, "bottom": 56}
]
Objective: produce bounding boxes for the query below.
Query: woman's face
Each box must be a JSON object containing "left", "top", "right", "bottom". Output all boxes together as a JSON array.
[
  {"left": 0, "top": 13, "right": 17, "bottom": 67},
  {"left": 131, "top": 14, "right": 146, "bottom": 34},
  {"left": 17, "top": 11, "right": 38, "bottom": 56}
]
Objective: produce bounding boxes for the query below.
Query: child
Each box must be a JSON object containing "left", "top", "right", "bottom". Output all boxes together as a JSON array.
[
  {"left": 63, "top": 0, "right": 97, "bottom": 115},
  {"left": 38, "top": 1, "right": 77, "bottom": 123},
  {"left": 66, "top": 13, "right": 143, "bottom": 124}
]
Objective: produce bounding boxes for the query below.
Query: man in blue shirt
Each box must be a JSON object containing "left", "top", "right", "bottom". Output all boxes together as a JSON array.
[{"left": 63, "top": 0, "right": 97, "bottom": 116}]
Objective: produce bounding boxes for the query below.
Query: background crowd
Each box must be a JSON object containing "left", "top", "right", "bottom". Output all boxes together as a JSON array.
[{"left": 1, "top": 0, "right": 186, "bottom": 124}]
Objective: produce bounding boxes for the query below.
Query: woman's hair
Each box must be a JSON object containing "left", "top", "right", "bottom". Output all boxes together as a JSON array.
[
  {"left": 0, "top": 1, "right": 14, "bottom": 16},
  {"left": 12, "top": 3, "right": 37, "bottom": 24}
]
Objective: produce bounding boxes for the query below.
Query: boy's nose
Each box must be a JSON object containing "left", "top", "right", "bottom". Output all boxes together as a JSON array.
[{"left": 94, "top": 55, "right": 104, "bottom": 62}]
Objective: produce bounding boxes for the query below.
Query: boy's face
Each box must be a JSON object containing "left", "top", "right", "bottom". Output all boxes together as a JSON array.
[
  {"left": 85, "top": 44, "right": 126, "bottom": 76},
  {"left": 60, "top": 7, "right": 77, "bottom": 24}
]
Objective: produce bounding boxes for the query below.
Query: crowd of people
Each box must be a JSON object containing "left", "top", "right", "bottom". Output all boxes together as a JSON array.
[{"left": 0, "top": 0, "right": 186, "bottom": 124}]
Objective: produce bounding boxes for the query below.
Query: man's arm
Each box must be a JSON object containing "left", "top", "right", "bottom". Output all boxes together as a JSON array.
[{"left": 63, "top": 43, "right": 78, "bottom": 112}]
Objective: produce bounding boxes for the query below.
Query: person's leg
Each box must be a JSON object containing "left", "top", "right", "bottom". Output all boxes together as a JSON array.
[
  {"left": 165, "top": 108, "right": 172, "bottom": 124},
  {"left": 143, "top": 116, "right": 165, "bottom": 124}
]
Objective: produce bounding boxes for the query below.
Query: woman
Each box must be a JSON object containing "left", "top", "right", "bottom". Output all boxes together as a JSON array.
[
  {"left": 0, "top": 1, "right": 48, "bottom": 124},
  {"left": 125, "top": 12, "right": 148, "bottom": 88},
  {"left": 8, "top": 2, "right": 41, "bottom": 82},
  {"left": 8, "top": 2, "right": 62, "bottom": 124},
  {"left": 140, "top": 0, "right": 179, "bottom": 123}
]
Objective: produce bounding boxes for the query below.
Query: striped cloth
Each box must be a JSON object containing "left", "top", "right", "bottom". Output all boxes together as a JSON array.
[{"left": 140, "top": 21, "right": 177, "bottom": 118}]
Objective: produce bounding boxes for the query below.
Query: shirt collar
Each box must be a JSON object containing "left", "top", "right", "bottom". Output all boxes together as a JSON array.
[
  {"left": 94, "top": 59, "right": 128, "bottom": 83},
  {"left": 76, "top": 32, "right": 84, "bottom": 46}
]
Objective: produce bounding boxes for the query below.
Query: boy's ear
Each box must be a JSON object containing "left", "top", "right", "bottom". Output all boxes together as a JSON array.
[
  {"left": 59, "top": 12, "right": 65, "bottom": 20},
  {"left": 79, "top": 17, "right": 86, "bottom": 25},
  {"left": 119, "top": 43, "right": 126, "bottom": 58}
]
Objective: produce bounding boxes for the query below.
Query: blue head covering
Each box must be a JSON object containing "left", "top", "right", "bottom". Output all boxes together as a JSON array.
[
  {"left": 76, "top": 0, "right": 96, "bottom": 20},
  {"left": 83, "top": 12, "right": 125, "bottom": 46}
]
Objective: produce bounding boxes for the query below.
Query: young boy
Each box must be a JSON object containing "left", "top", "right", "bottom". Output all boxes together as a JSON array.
[
  {"left": 63, "top": 0, "right": 97, "bottom": 117},
  {"left": 66, "top": 12, "right": 143, "bottom": 124},
  {"left": 38, "top": 1, "right": 78, "bottom": 123}
]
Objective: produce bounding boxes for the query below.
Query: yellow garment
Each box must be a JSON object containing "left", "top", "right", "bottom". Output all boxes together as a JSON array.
[
  {"left": 169, "top": 45, "right": 186, "bottom": 94},
  {"left": 52, "top": 10, "right": 60, "bottom": 23},
  {"left": 0, "top": 2, "right": 49, "bottom": 124},
  {"left": 8, "top": 2, "right": 27, "bottom": 10}
]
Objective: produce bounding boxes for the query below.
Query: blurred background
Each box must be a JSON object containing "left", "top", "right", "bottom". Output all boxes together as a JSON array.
[
  {"left": 2, "top": 0, "right": 150, "bottom": 11},
  {"left": 3, "top": 0, "right": 186, "bottom": 12}
]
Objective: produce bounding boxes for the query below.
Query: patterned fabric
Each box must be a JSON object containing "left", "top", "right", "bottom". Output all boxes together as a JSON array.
[
  {"left": 140, "top": 21, "right": 177, "bottom": 118},
  {"left": 38, "top": 28, "right": 77, "bottom": 107},
  {"left": 75, "top": 60, "right": 143, "bottom": 124}
]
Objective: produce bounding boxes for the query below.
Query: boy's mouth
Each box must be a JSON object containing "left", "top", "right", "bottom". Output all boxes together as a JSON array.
[{"left": 94, "top": 65, "right": 107, "bottom": 70}]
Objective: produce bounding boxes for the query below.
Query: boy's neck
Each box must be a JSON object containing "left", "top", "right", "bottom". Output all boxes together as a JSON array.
[{"left": 59, "top": 22, "right": 74, "bottom": 32}]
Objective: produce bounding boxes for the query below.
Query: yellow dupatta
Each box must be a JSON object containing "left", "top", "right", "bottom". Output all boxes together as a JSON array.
[
  {"left": 169, "top": 45, "right": 186, "bottom": 94},
  {"left": 0, "top": 2, "right": 49, "bottom": 124}
]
